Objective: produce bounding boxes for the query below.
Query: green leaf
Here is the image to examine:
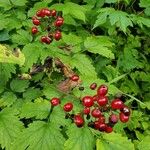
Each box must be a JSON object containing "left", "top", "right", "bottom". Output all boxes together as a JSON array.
[
  {"left": 11, "top": 121, "right": 65, "bottom": 150},
  {"left": 0, "top": 92, "right": 17, "bottom": 107},
  {"left": 137, "top": 136, "right": 150, "bottom": 150},
  {"left": 22, "top": 43, "right": 42, "bottom": 70},
  {"left": 12, "top": 30, "right": 32, "bottom": 45},
  {"left": 10, "top": 79, "right": 29, "bottom": 93},
  {"left": 0, "top": 30, "right": 10, "bottom": 41},
  {"left": 96, "top": 133, "right": 134, "bottom": 150},
  {"left": 11, "top": 0, "right": 27, "bottom": 6},
  {"left": 0, "top": 108, "right": 23, "bottom": 150},
  {"left": 64, "top": 125, "right": 95, "bottom": 150},
  {"left": 84, "top": 36, "right": 114, "bottom": 59},
  {"left": 0, "top": 45, "right": 25, "bottom": 65},
  {"left": 20, "top": 98, "right": 50, "bottom": 119}
]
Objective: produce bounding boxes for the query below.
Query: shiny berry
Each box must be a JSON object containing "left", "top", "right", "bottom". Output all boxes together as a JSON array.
[
  {"left": 82, "top": 96, "right": 94, "bottom": 107},
  {"left": 51, "top": 98, "right": 60, "bottom": 106},
  {"left": 91, "top": 108, "right": 101, "bottom": 118},
  {"left": 121, "top": 106, "right": 130, "bottom": 116},
  {"left": 44, "top": 9, "right": 51, "bottom": 16},
  {"left": 97, "top": 96, "right": 108, "bottom": 106},
  {"left": 97, "top": 84, "right": 108, "bottom": 96},
  {"left": 57, "top": 16, "right": 64, "bottom": 21},
  {"left": 45, "top": 37, "right": 52, "bottom": 44},
  {"left": 51, "top": 9, "right": 57, "bottom": 16},
  {"left": 54, "top": 20, "right": 64, "bottom": 27},
  {"left": 31, "top": 27, "right": 38, "bottom": 34},
  {"left": 99, "top": 123, "right": 106, "bottom": 131},
  {"left": 41, "top": 36, "right": 47, "bottom": 43},
  {"left": 36, "top": 10, "right": 45, "bottom": 17},
  {"left": 111, "top": 99, "right": 124, "bottom": 109},
  {"left": 54, "top": 32, "right": 62, "bottom": 41},
  {"left": 98, "top": 116, "right": 105, "bottom": 123},
  {"left": 32, "top": 19, "right": 40, "bottom": 26},
  {"left": 109, "top": 114, "right": 118, "bottom": 124},
  {"left": 83, "top": 107, "right": 90, "bottom": 115},
  {"left": 105, "top": 125, "right": 113, "bottom": 133},
  {"left": 90, "top": 83, "right": 97, "bottom": 90},
  {"left": 74, "top": 115, "right": 84, "bottom": 127},
  {"left": 94, "top": 121, "right": 100, "bottom": 130},
  {"left": 93, "top": 95, "right": 98, "bottom": 101},
  {"left": 70, "top": 75, "right": 79, "bottom": 82},
  {"left": 63, "top": 102, "right": 73, "bottom": 112},
  {"left": 119, "top": 112, "right": 129, "bottom": 123}
]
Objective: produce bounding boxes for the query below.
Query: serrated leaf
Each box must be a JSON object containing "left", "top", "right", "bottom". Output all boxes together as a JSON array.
[
  {"left": 10, "top": 79, "right": 29, "bottom": 93},
  {"left": 22, "top": 43, "right": 42, "bottom": 70},
  {"left": 11, "top": 121, "right": 65, "bottom": 150},
  {"left": 0, "top": 92, "right": 17, "bottom": 107},
  {"left": 20, "top": 99, "right": 50, "bottom": 119},
  {"left": 70, "top": 54, "right": 97, "bottom": 79},
  {"left": 96, "top": 133, "right": 134, "bottom": 150},
  {"left": 0, "top": 108, "right": 23, "bottom": 150},
  {"left": 84, "top": 36, "right": 114, "bottom": 59},
  {"left": 137, "top": 136, "right": 150, "bottom": 150},
  {"left": 65, "top": 125, "right": 95, "bottom": 150},
  {"left": 0, "top": 45, "right": 25, "bottom": 65}
]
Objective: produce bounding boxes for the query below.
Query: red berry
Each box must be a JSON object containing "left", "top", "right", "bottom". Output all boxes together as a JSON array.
[
  {"left": 32, "top": 19, "right": 40, "bottom": 26},
  {"left": 70, "top": 75, "right": 79, "bottom": 82},
  {"left": 111, "top": 99, "right": 124, "bottom": 110},
  {"left": 94, "top": 121, "right": 100, "bottom": 130},
  {"left": 45, "top": 37, "right": 52, "bottom": 44},
  {"left": 97, "top": 85, "right": 108, "bottom": 96},
  {"left": 36, "top": 9, "right": 45, "bottom": 17},
  {"left": 51, "top": 97, "right": 60, "bottom": 106},
  {"left": 82, "top": 96, "right": 94, "bottom": 107},
  {"left": 93, "top": 95, "right": 98, "bottom": 101},
  {"left": 90, "top": 83, "right": 97, "bottom": 90},
  {"left": 74, "top": 115, "right": 84, "bottom": 127},
  {"left": 51, "top": 9, "right": 57, "bottom": 16},
  {"left": 57, "top": 16, "right": 64, "bottom": 21},
  {"left": 83, "top": 107, "right": 90, "bottom": 115},
  {"left": 121, "top": 106, "right": 130, "bottom": 116},
  {"left": 54, "top": 20, "right": 64, "bottom": 27},
  {"left": 44, "top": 9, "right": 51, "bottom": 16},
  {"left": 105, "top": 125, "right": 113, "bottom": 133},
  {"left": 63, "top": 102, "right": 73, "bottom": 112},
  {"left": 31, "top": 27, "right": 38, "bottom": 34},
  {"left": 99, "top": 123, "right": 106, "bottom": 131},
  {"left": 54, "top": 32, "right": 62, "bottom": 41},
  {"left": 119, "top": 112, "right": 129, "bottom": 123},
  {"left": 109, "top": 114, "right": 118, "bottom": 124},
  {"left": 97, "top": 96, "right": 108, "bottom": 106},
  {"left": 41, "top": 36, "right": 47, "bottom": 43},
  {"left": 98, "top": 116, "right": 105, "bottom": 123},
  {"left": 91, "top": 108, "right": 101, "bottom": 118}
]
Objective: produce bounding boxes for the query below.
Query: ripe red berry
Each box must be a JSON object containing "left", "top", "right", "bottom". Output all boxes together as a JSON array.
[
  {"left": 82, "top": 96, "right": 94, "bottom": 107},
  {"left": 90, "top": 83, "right": 97, "bottom": 90},
  {"left": 31, "top": 27, "right": 38, "bottom": 34},
  {"left": 32, "top": 19, "right": 40, "bottom": 26},
  {"left": 93, "top": 95, "right": 98, "bottom": 101},
  {"left": 51, "top": 9, "right": 57, "bottom": 16},
  {"left": 109, "top": 114, "right": 118, "bottom": 124},
  {"left": 54, "top": 32, "right": 62, "bottom": 41},
  {"left": 99, "top": 123, "right": 106, "bottom": 131},
  {"left": 97, "top": 85, "right": 108, "bottom": 96},
  {"left": 51, "top": 97, "right": 60, "bottom": 106},
  {"left": 36, "top": 9, "right": 45, "bottom": 17},
  {"left": 54, "top": 20, "right": 64, "bottom": 27},
  {"left": 97, "top": 96, "right": 108, "bottom": 106},
  {"left": 121, "top": 106, "right": 130, "bottom": 116},
  {"left": 44, "top": 9, "right": 51, "bottom": 16},
  {"left": 111, "top": 99, "right": 124, "bottom": 110},
  {"left": 45, "top": 37, "right": 52, "bottom": 44},
  {"left": 74, "top": 115, "right": 84, "bottom": 127},
  {"left": 91, "top": 108, "right": 101, "bottom": 118},
  {"left": 41, "top": 36, "right": 47, "bottom": 43},
  {"left": 105, "top": 125, "right": 113, "bottom": 133},
  {"left": 119, "top": 112, "right": 129, "bottom": 123},
  {"left": 83, "top": 107, "right": 90, "bottom": 115},
  {"left": 94, "top": 121, "right": 100, "bottom": 130},
  {"left": 70, "top": 75, "right": 79, "bottom": 82},
  {"left": 63, "top": 102, "right": 73, "bottom": 112},
  {"left": 57, "top": 16, "right": 64, "bottom": 21},
  {"left": 98, "top": 116, "right": 105, "bottom": 123}
]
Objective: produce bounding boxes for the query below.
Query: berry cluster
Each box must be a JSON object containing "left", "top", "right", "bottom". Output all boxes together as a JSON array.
[
  {"left": 31, "top": 8, "right": 64, "bottom": 44},
  {"left": 50, "top": 75, "right": 131, "bottom": 133}
]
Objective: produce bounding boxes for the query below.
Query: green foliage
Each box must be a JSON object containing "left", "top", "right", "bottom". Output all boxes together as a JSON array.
[{"left": 0, "top": 0, "right": 149, "bottom": 149}]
